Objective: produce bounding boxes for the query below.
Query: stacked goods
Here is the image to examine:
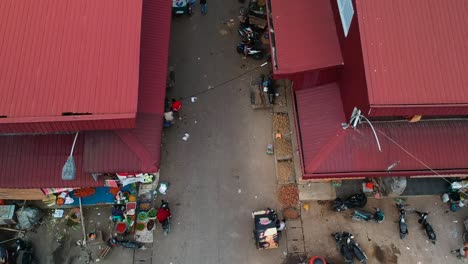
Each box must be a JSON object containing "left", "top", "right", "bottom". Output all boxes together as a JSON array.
[
  {"left": 73, "top": 188, "right": 95, "bottom": 198},
  {"left": 278, "top": 184, "right": 299, "bottom": 207},
  {"left": 277, "top": 161, "right": 294, "bottom": 184},
  {"left": 273, "top": 113, "right": 290, "bottom": 134},
  {"left": 282, "top": 207, "right": 300, "bottom": 220},
  {"left": 274, "top": 138, "right": 293, "bottom": 160}
]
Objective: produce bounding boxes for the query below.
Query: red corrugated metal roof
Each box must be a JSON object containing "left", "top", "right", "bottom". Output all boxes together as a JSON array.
[
  {"left": 0, "top": 134, "right": 103, "bottom": 188},
  {"left": 0, "top": 0, "right": 171, "bottom": 188},
  {"left": 0, "top": 0, "right": 142, "bottom": 132},
  {"left": 267, "top": 0, "right": 343, "bottom": 75},
  {"left": 296, "top": 84, "right": 468, "bottom": 177},
  {"left": 357, "top": 0, "right": 468, "bottom": 107},
  {"left": 84, "top": 114, "right": 163, "bottom": 173},
  {"left": 83, "top": 0, "right": 171, "bottom": 174}
]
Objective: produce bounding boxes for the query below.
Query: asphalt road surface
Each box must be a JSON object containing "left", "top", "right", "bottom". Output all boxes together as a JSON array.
[{"left": 153, "top": 1, "right": 284, "bottom": 264}]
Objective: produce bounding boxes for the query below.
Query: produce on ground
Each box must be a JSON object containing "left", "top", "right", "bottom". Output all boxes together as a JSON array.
[
  {"left": 139, "top": 202, "right": 151, "bottom": 211},
  {"left": 283, "top": 207, "right": 300, "bottom": 219},
  {"left": 278, "top": 184, "right": 299, "bottom": 207},
  {"left": 274, "top": 138, "right": 293, "bottom": 158},
  {"left": 273, "top": 113, "right": 290, "bottom": 134},
  {"left": 136, "top": 223, "right": 146, "bottom": 231},
  {"left": 137, "top": 212, "right": 148, "bottom": 222},
  {"left": 147, "top": 220, "right": 155, "bottom": 230},
  {"left": 148, "top": 208, "right": 157, "bottom": 218},
  {"left": 73, "top": 188, "right": 96, "bottom": 198},
  {"left": 277, "top": 161, "right": 294, "bottom": 183},
  {"left": 109, "top": 187, "right": 120, "bottom": 196}
]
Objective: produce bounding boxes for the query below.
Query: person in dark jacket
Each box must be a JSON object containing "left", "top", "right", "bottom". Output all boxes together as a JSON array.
[{"left": 200, "top": 0, "right": 207, "bottom": 14}]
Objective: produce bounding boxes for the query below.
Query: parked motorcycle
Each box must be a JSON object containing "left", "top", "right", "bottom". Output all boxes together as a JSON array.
[
  {"left": 332, "top": 233, "right": 354, "bottom": 264},
  {"left": 236, "top": 42, "right": 263, "bottom": 60},
  {"left": 416, "top": 211, "right": 436, "bottom": 244},
  {"left": 108, "top": 238, "right": 142, "bottom": 249},
  {"left": 333, "top": 193, "right": 367, "bottom": 212},
  {"left": 397, "top": 203, "right": 409, "bottom": 239},
  {"left": 238, "top": 24, "right": 260, "bottom": 42},
  {"left": 352, "top": 207, "right": 385, "bottom": 223},
  {"left": 332, "top": 232, "right": 367, "bottom": 264}
]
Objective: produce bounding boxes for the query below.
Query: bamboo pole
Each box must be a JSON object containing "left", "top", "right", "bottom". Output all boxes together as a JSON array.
[{"left": 79, "top": 198, "right": 87, "bottom": 246}]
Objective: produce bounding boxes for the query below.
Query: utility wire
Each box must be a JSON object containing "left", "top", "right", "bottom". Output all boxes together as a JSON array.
[
  {"left": 177, "top": 62, "right": 269, "bottom": 101},
  {"left": 375, "top": 127, "right": 468, "bottom": 197}
]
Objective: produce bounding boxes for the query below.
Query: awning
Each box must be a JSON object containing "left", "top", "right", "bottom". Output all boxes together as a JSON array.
[{"left": 267, "top": 0, "right": 343, "bottom": 76}]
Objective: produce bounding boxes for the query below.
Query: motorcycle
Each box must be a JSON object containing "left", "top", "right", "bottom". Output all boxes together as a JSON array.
[
  {"left": 332, "top": 233, "right": 354, "bottom": 264},
  {"left": 333, "top": 193, "right": 367, "bottom": 212},
  {"left": 236, "top": 42, "right": 263, "bottom": 60},
  {"left": 108, "top": 238, "right": 142, "bottom": 249},
  {"left": 160, "top": 200, "right": 171, "bottom": 236},
  {"left": 332, "top": 232, "right": 367, "bottom": 264},
  {"left": 0, "top": 239, "right": 35, "bottom": 264},
  {"left": 397, "top": 203, "right": 409, "bottom": 239},
  {"left": 416, "top": 211, "right": 436, "bottom": 244},
  {"left": 352, "top": 208, "right": 385, "bottom": 223},
  {"left": 238, "top": 24, "right": 260, "bottom": 42}
]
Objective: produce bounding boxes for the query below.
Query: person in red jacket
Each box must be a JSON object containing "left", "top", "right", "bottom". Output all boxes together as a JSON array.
[{"left": 157, "top": 200, "right": 171, "bottom": 235}]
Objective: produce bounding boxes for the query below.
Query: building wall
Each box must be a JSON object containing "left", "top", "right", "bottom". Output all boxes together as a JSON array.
[
  {"left": 330, "top": 0, "right": 370, "bottom": 118},
  {"left": 276, "top": 67, "right": 340, "bottom": 91},
  {"left": 0, "top": 188, "right": 46, "bottom": 200}
]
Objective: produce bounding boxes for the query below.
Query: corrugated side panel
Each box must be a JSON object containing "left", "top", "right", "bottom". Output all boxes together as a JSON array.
[
  {"left": 295, "top": 83, "right": 346, "bottom": 174},
  {"left": 0, "top": 134, "right": 103, "bottom": 188},
  {"left": 311, "top": 120, "right": 468, "bottom": 175},
  {"left": 0, "top": 117, "right": 135, "bottom": 134},
  {"left": 369, "top": 105, "right": 468, "bottom": 117},
  {"left": 83, "top": 0, "right": 170, "bottom": 173}
]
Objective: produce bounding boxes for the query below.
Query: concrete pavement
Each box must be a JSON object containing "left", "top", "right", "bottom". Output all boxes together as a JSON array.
[{"left": 153, "top": 1, "right": 285, "bottom": 263}]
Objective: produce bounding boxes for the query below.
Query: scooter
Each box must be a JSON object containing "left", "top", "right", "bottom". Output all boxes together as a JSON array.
[
  {"left": 333, "top": 193, "right": 367, "bottom": 212},
  {"left": 346, "top": 234, "right": 367, "bottom": 264},
  {"left": 332, "top": 232, "right": 367, "bottom": 264},
  {"left": 238, "top": 24, "right": 259, "bottom": 42},
  {"left": 352, "top": 208, "right": 385, "bottom": 223},
  {"left": 108, "top": 238, "right": 142, "bottom": 249},
  {"left": 332, "top": 233, "right": 354, "bottom": 264},
  {"left": 416, "top": 211, "right": 436, "bottom": 244},
  {"left": 397, "top": 203, "right": 409, "bottom": 239},
  {"left": 236, "top": 42, "right": 264, "bottom": 60}
]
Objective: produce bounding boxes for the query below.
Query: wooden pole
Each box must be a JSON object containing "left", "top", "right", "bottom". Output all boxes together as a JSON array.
[{"left": 79, "top": 198, "right": 87, "bottom": 246}]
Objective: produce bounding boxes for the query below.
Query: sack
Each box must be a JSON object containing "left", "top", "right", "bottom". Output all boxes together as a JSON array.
[{"left": 16, "top": 207, "right": 43, "bottom": 230}]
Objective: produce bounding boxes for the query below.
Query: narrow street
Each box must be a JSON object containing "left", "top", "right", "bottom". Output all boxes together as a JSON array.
[{"left": 153, "top": 1, "right": 284, "bottom": 263}]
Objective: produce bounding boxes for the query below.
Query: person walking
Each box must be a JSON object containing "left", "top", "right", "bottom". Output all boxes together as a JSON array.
[{"left": 200, "top": 0, "right": 207, "bottom": 14}]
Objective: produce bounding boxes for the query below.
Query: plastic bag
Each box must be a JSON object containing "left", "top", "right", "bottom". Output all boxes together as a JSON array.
[
  {"left": 158, "top": 182, "right": 169, "bottom": 195},
  {"left": 16, "top": 207, "right": 43, "bottom": 230},
  {"left": 382, "top": 177, "right": 407, "bottom": 197}
]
